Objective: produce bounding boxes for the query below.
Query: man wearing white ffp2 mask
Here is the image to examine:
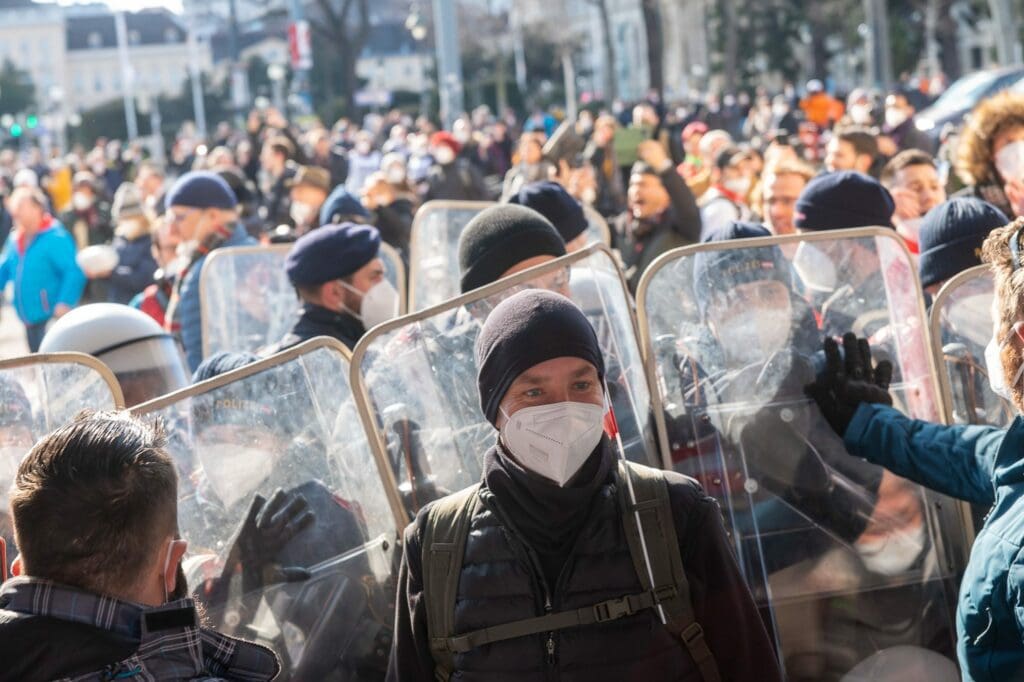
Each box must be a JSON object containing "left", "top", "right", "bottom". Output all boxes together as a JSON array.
[
  {"left": 385, "top": 289, "right": 782, "bottom": 682},
  {"left": 271, "top": 222, "right": 398, "bottom": 353}
]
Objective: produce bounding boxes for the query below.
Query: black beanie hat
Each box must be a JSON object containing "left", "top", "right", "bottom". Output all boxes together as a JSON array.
[
  {"left": 508, "top": 181, "right": 589, "bottom": 244},
  {"left": 918, "top": 197, "right": 1008, "bottom": 289},
  {"left": 458, "top": 204, "right": 567, "bottom": 293},
  {"left": 794, "top": 171, "right": 895, "bottom": 231},
  {"left": 476, "top": 289, "right": 605, "bottom": 426},
  {"left": 701, "top": 220, "right": 771, "bottom": 243}
]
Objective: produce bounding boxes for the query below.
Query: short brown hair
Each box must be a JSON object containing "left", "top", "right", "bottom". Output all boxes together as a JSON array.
[
  {"left": 982, "top": 219, "right": 1024, "bottom": 404},
  {"left": 11, "top": 411, "right": 177, "bottom": 597},
  {"left": 880, "top": 149, "right": 936, "bottom": 186},
  {"left": 764, "top": 159, "right": 815, "bottom": 185},
  {"left": 267, "top": 136, "right": 295, "bottom": 160},
  {"left": 836, "top": 127, "right": 879, "bottom": 160}
]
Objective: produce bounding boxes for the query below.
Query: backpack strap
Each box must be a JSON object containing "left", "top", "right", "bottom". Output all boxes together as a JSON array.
[
  {"left": 616, "top": 461, "right": 722, "bottom": 682},
  {"left": 422, "top": 484, "right": 482, "bottom": 682}
]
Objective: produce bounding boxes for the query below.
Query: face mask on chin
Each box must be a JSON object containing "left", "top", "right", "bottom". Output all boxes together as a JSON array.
[
  {"left": 856, "top": 523, "right": 927, "bottom": 576},
  {"left": 499, "top": 401, "right": 606, "bottom": 487}
]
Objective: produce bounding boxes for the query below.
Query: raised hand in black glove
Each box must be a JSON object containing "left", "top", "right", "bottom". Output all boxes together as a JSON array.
[{"left": 805, "top": 332, "right": 893, "bottom": 436}]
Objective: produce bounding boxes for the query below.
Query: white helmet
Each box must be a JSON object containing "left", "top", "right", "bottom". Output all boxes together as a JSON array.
[
  {"left": 40, "top": 304, "right": 188, "bottom": 407},
  {"left": 840, "top": 646, "right": 960, "bottom": 682}
]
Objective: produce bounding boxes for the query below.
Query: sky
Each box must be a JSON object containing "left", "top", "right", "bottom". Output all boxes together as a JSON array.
[{"left": 53, "top": 0, "right": 184, "bottom": 13}]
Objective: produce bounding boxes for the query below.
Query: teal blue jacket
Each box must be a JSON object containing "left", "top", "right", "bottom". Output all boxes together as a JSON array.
[{"left": 845, "top": 403, "right": 1024, "bottom": 682}]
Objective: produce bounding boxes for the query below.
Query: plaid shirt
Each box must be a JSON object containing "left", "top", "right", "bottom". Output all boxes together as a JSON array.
[{"left": 0, "top": 577, "right": 279, "bottom": 681}]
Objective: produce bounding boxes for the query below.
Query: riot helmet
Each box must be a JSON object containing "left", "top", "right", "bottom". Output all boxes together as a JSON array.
[{"left": 39, "top": 304, "right": 188, "bottom": 407}]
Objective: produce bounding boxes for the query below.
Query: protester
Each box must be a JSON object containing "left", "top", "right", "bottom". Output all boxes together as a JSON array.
[
  {"left": 287, "top": 165, "right": 332, "bottom": 237},
  {"left": 130, "top": 216, "right": 179, "bottom": 328},
  {"left": 423, "top": 132, "right": 491, "bottom": 201},
  {"left": 699, "top": 147, "right": 755, "bottom": 238},
  {"left": 105, "top": 182, "right": 158, "bottom": 305},
  {"left": 880, "top": 149, "right": 948, "bottom": 253},
  {"left": 880, "top": 91, "right": 935, "bottom": 154},
  {"left": 955, "top": 91, "right": 1024, "bottom": 218},
  {"left": 825, "top": 127, "right": 878, "bottom": 175},
  {"left": 760, "top": 159, "right": 814, "bottom": 236},
  {"left": 257, "top": 135, "right": 297, "bottom": 228}
]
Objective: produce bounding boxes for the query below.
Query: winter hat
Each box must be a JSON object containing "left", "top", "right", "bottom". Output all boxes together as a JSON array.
[
  {"left": 458, "top": 204, "right": 566, "bottom": 293},
  {"left": 476, "top": 289, "right": 605, "bottom": 426},
  {"left": 165, "top": 171, "right": 237, "bottom": 211},
  {"left": 429, "top": 131, "right": 462, "bottom": 156},
  {"left": 692, "top": 243, "right": 791, "bottom": 317},
  {"left": 918, "top": 198, "right": 1008, "bottom": 289},
  {"left": 286, "top": 222, "right": 381, "bottom": 286},
  {"left": 319, "top": 185, "right": 370, "bottom": 226},
  {"left": 111, "top": 182, "right": 146, "bottom": 222},
  {"left": 701, "top": 220, "right": 771, "bottom": 243},
  {"left": 794, "top": 171, "right": 895, "bottom": 231},
  {"left": 508, "top": 181, "right": 588, "bottom": 244},
  {"left": 192, "top": 351, "right": 261, "bottom": 384}
]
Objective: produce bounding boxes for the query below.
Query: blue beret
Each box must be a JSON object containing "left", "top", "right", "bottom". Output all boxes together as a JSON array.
[
  {"left": 692, "top": 243, "right": 792, "bottom": 317},
  {"left": 794, "top": 171, "right": 894, "bottom": 231},
  {"left": 919, "top": 198, "right": 1008, "bottom": 289},
  {"left": 286, "top": 222, "right": 381, "bottom": 286},
  {"left": 319, "top": 185, "right": 370, "bottom": 226},
  {"left": 165, "top": 171, "right": 237, "bottom": 211},
  {"left": 701, "top": 220, "right": 771, "bottom": 243},
  {"left": 508, "top": 181, "right": 588, "bottom": 243}
]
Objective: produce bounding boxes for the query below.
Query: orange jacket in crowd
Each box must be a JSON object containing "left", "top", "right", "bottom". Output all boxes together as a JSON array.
[{"left": 800, "top": 93, "right": 845, "bottom": 129}]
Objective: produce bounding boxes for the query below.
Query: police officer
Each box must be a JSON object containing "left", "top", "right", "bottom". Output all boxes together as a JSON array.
[
  {"left": 508, "top": 180, "right": 592, "bottom": 252},
  {"left": 387, "top": 289, "right": 781, "bottom": 682},
  {"left": 270, "top": 223, "right": 400, "bottom": 352}
]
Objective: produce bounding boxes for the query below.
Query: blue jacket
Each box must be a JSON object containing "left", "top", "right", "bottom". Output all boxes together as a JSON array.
[
  {"left": 0, "top": 220, "right": 86, "bottom": 324},
  {"left": 108, "top": 233, "right": 157, "bottom": 305},
  {"left": 178, "top": 223, "right": 256, "bottom": 372},
  {"left": 845, "top": 403, "right": 1024, "bottom": 682}
]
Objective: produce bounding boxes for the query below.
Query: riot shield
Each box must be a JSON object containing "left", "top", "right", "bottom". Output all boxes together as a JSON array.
[
  {"left": 0, "top": 353, "right": 124, "bottom": 564},
  {"left": 636, "top": 229, "right": 967, "bottom": 682},
  {"left": 582, "top": 204, "right": 612, "bottom": 246},
  {"left": 929, "top": 265, "right": 1011, "bottom": 427},
  {"left": 407, "top": 200, "right": 494, "bottom": 311},
  {"left": 132, "top": 338, "right": 403, "bottom": 680},
  {"left": 352, "top": 243, "right": 670, "bottom": 522},
  {"left": 200, "top": 243, "right": 407, "bottom": 358}
]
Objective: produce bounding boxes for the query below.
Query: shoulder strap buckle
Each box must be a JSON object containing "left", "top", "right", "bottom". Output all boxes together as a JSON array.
[
  {"left": 681, "top": 622, "right": 706, "bottom": 646},
  {"left": 593, "top": 595, "right": 634, "bottom": 623}
]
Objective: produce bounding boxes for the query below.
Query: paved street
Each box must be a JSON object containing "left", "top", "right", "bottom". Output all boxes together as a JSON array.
[{"left": 0, "top": 301, "right": 29, "bottom": 359}]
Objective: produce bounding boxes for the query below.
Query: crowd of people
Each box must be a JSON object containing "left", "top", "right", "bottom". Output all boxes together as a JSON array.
[{"left": 3, "top": 74, "right": 1024, "bottom": 681}]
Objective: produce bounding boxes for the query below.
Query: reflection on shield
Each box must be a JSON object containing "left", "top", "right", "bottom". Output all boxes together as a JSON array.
[
  {"left": 408, "top": 201, "right": 614, "bottom": 314},
  {"left": 352, "top": 243, "right": 670, "bottom": 521},
  {"left": 200, "top": 243, "right": 407, "bottom": 359},
  {"left": 408, "top": 200, "right": 494, "bottom": 312},
  {"left": 0, "top": 353, "right": 124, "bottom": 565},
  {"left": 929, "top": 265, "right": 1012, "bottom": 427},
  {"left": 132, "top": 338, "right": 402, "bottom": 679},
  {"left": 636, "top": 229, "right": 969, "bottom": 682}
]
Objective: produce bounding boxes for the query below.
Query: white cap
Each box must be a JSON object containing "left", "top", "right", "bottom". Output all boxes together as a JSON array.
[
  {"left": 76, "top": 245, "right": 119, "bottom": 274},
  {"left": 13, "top": 168, "right": 38, "bottom": 188}
]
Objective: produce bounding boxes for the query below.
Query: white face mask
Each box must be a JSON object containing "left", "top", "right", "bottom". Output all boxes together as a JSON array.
[
  {"left": 340, "top": 278, "right": 400, "bottom": 330},
  {"left": 771, "top": 103, "right": 788, "bottom": 118},
  {"left": 433, "top": 147, "right": 456, "bottom": 165},
  {"left": 985, "top": 334, "right": 1024, "bottom": 403},
  {"left": 581, "top": 187, "right": 598, "bottom": 206},
  {"left": 289, "top": 201, "right": 316, "bottom": 227},
  {"left": 884, "top": 107, "right": 910, "bottom": 129},
  {"left": 72, "top": 191, "right": 93, "bottom": 211},
  {"left": 386, "top": 167, "right": 407, "bottom": 185},
  {"left": 856, "top": 523, "right": 926, "bottom": 576},
  {"left": 792, "top": 242, "right": 837, "bottom": 293},
  {"left": 849, "top": 104, "right": 873, "bottom": 125},
  {"left": 718, "top": 309, "right": 793, "bottom": 367},
  {"left": 995, "top": 140, "right": 1024, "bottom": 184},
  {"left": 198, "top": 446, "right": 275, "bottom": 509},
  {"left": 723, "top": 176, "right": 751, "bottom": 197},
  {"left": 899, "top": 215, "right": 924, "bottom": 241},
  {"left": 500, "top": 401, "right": 605, "bottom": 487}
]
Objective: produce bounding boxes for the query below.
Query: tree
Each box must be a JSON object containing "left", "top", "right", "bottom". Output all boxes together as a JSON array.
[
  {"left": 0, "top": 60, "right": 36, "bottom": 116},
  {"left": 640, "top": 0, "right": 664, "bottom": 98},
  {"left": 308, "top": 0, "right": 371, "bottom": 116},
  {"left": 584, "top": 0, "right": 617, "bottom": 102}
]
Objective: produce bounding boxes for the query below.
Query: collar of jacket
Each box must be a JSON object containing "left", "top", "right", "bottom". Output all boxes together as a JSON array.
[
  {"left": 992, "top": 415, "right": 1024, "bottom": 486},
  {"left": 0, "top": 576, "right": 280, "bottom": 680}
]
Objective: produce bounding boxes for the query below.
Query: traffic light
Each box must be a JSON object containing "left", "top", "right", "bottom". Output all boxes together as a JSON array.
[
  {"left": 25, "top": 115, "right": 37, "bottom": 129},
  {"left": 9, "top": 123, "right": 22, "bottom": 138}
]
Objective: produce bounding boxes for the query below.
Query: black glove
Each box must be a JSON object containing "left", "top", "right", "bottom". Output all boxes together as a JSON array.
[
  {"left": 805, "top": 333, "right": 893, "bottom": 436},
  {"left": 232, "top": 488, "right": 315, "bottom": 594}
]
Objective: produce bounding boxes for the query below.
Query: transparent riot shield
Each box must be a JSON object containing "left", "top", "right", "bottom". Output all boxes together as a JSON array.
[
  {"left": 407, "top": 200, "right": 494, "bottom": 312},
  {"left": 929, "top": 265, "right": 1011, "bottom": 427},
  {"left": 582, "top": 204, "right": 612, "bottom": 246},
  {"left": 132, "top": 338, "right": 403, "bottom": 680},
  {"left": 0, "top": 353, "right": 124, "bottom": 567},
  {"left": 352, "top": 243, "right": 670, "bottom": 521},
  {"left": 200, "top": 243, "right": 407, "bottom": 358},
  {"left": 636, "top": 229, "right": 967, "bottom": 682}
]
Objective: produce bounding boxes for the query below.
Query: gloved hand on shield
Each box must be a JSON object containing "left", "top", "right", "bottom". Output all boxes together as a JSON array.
[{"left": 805, "top": 333, "right": 893, "bottom": 437}]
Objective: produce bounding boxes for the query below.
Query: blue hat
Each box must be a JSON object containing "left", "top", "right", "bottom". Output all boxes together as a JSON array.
[
  {"left": 701, "top": 220, "right": 771, "bottom": 243},
  {"left": 286, "top": 222, "right": 381, "bottom": 286},
  {"left": 794, "top": 171, "right": 895, "bottom": 231},
  {"left": 918, "top": 198, "right": 1008, "bottom": 289},
  {"left": 165, "top": 171, "right": 237, "bottom": 211},
  {"left": 508, "top": 181, "right": 589, "bottom": 243},
  {"left": 319, "top": 185, "right": 370, "bottom": 226},
  {"left": 692, "top": 244, "right": 791, "bottom": 317},
  {"left": 192, "top": 351, "right": 260, "bottom": 384}
]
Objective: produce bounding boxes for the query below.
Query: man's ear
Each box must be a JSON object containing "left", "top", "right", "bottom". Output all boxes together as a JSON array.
[
  {"left": 163, "top": 539, "right": 188, "bottom": 597},
  {"left": 11, "top": 554, "right": 22, "bottom": 577}
]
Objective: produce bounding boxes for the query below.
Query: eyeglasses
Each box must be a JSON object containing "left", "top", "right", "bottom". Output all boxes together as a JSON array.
[{"left": 166, "top": 208, "right": 197, "bottom": 224}]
